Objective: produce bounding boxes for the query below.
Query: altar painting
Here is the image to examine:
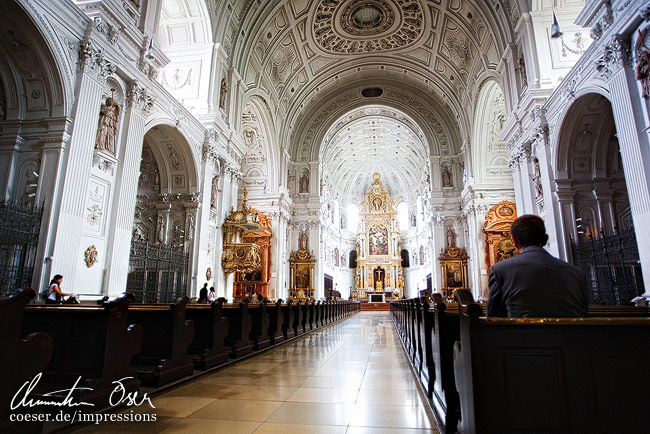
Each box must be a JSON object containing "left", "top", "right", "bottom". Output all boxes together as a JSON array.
[
  {"left": 295, "top": 263, "right": 310, "bottom": 289},
  {"left": 369, "top": 225, "right": 388, "bottom": 256}
]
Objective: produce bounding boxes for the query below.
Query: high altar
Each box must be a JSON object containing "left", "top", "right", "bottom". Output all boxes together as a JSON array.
[{"left": 354, "top": 174, "right": 404, "bottom": 299}]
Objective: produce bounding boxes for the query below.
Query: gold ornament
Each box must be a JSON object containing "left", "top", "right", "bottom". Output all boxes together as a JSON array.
[{"left": 84, "top": 245, "right": 98, "bottom": 268}]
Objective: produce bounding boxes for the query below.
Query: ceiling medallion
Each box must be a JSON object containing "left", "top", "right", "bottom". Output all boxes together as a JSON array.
[{"left": 313, "top": 0, "right": 423, "bottom": 54}]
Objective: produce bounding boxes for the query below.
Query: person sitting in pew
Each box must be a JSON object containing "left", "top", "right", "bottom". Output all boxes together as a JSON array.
[
  {"left": 208, "top": 287, "right": 216, "bottom": 302},
  {"left": 45, "top": 274, "right": 73, "bottom": 304},
  {"left": 198, "top": 282, "right": 209, "bottom": 303},
  {"left": 487, "top": 214, "right": 589, "bottom": 318}
]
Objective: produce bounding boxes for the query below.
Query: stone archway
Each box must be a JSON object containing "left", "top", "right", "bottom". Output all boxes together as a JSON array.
[
  {"left": 127, "top": 124, "right": 199, "bottom": 302},
  {"left": 555, "top": 93, "right": 643, "bottom": 304}
]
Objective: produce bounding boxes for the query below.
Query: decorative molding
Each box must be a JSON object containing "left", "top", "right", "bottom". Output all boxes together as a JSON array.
[
  {"left": 78, "top": 37, "right": 116, "bottom": 79},
  {"left": 126, "top": 81, "right": 154, "bottom": 114},
  {"left": 595, "top": 35, "right": 631, "bottom": 79},
  {"left": 312, "top": 0, "right": 424, "bottom": 54}
]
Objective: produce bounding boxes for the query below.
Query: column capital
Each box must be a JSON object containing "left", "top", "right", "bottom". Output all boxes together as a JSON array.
[
  {"left": 595, "top": 34, "right": 631, "bottom": 80},
  {"left": 78, "top": 36, "right": 116, "bottom": 80},
  {"left": 126, "top": 81, "right": 155, "bottom": 114}
]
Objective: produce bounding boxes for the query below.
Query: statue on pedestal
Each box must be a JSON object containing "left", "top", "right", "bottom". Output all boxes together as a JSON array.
[{"left": 95, "top": 95, "right": 120, "bottom": 155}]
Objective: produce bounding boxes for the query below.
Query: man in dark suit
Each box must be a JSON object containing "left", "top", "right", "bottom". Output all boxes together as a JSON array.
[
  {"left": 198, "top": 283, "right": 208, "bottom": 303},
  {"left": 487, "top": 215, "right": 590, "bottom": 318}
]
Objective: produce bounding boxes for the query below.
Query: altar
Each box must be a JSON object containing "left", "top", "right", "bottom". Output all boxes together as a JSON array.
[
  {"left": 366, "top": 290, "right": 393, "bottom": 303},
  {"left": 353, "top": 174, "right": 404, "bottom": 300}
]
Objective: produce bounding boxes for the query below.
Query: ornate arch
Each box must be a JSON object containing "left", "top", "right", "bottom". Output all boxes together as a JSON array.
[{"left": 470, "top": 80, "right": 511, "bottom": 184}]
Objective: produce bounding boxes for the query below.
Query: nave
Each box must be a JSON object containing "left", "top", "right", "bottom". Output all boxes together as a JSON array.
[{"left": 75, "top": 312, "right": 436, "bottom": 434}]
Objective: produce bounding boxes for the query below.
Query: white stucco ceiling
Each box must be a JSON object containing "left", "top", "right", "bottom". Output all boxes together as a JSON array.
[{"left": 321, "top": 106, "right": 429, "bottom": 203}]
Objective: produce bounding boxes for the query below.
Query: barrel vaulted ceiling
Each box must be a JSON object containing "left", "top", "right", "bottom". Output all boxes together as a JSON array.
[
  {"left": 320, "top": 106, "right": 430, "bottom": 203},
  {"left": 196, "top": 0, "right": 520, "bottom": 200},
  {"left": 224, "top": 0, "right": 518, "bottom": 142}
]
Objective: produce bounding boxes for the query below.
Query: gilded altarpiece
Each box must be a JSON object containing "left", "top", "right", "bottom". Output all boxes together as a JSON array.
[
  {"left": 289, "top": 249, "right": 316, "bottom": 301},
  {"left": 234, "top": 208, "right": 272, "bottom": 301},
  {"left": 221, "top": 189, "right": 271, "bottom": 301},
  {"left": 355, "top": 174, "right": 403, "bottom": 298},
  {"left": 483, "top": 201, "right": 517, "bottom": 272},
  {"left": 438, "top": 246, "right": 469, "bottom": 298}
]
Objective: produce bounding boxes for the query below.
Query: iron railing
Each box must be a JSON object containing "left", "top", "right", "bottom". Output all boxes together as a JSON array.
[
  {"left": 571, "top": 226, "right": 644, "bottom": 305},
  {"left": 0, "top": 202, "right": 43, "bottom": 296},
  {"left": 126, "top": 240, "right": 189, "bottom": 303}
]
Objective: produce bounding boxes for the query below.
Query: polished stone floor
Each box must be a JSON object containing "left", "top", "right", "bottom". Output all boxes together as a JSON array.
[{"left": 76, "top": 312, "right": 438, "bottom": 433}]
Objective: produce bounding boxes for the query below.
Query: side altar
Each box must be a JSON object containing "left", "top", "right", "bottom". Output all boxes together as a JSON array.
[{"left": 352, "top": 174, "right": 404, "bottom": 302}]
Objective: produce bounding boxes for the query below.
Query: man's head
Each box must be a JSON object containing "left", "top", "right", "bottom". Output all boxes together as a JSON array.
[{"left": 510, "top": 214, "right": 548, "bottom": 251}]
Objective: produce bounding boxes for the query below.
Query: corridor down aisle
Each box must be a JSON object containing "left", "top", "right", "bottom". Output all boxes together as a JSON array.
[{"left": 78, "top": 312, "right": 437, "bottom": 434}]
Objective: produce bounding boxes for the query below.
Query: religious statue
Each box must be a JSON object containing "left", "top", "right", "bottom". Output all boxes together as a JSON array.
[
  {"left": 442, "top": 167, "right": 452, "bottom": 187},
  {"left": 299, "top": 230, "right": 308, "bottom": 251},
  {"left": 532, "top": 158, "right": 543, "bottom": 199},
  {"left": 386, "top": 274, "right": 392, "bottom": 288},
  {"left": 519, "top": 56, "right": 528, "bottom": 89},
  {"left": 157, "top": 215, "right": 165, "bottom": 243},
  {"left": 411, "top": 212, "right": 416, "bottom": 227},
  {"left": 211, "top": 175, "right": 219, "bottom": 208},
  {"left": 636, "top": 27, "right": 650, "bottom": 98},
  {"left": 447, "top": 228, "right": 456, "bottom": 248},
  {"left": 95, "top": 95, "right": 120, "bottom": 154},
  {"left": 219, "top": 77, "right": 228, "bottom": 109},
  {"left": 299, "top": 172, "right": 309, "bottom": 193},
  {"left": 398, "top": 273, "right": 404, "bottom": 289},
  {"left": 243, "top": 129, "right": 255, "bottom": 147}
]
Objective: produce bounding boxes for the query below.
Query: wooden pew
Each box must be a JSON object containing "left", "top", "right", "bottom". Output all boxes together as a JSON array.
[
  {"left": 282, "top": 300, "right": 295, "bottom": 340},
  {"left": 305, "top": 300, "right": 315, "bottom": 331},
  {"left": 418, "top": 297, "right": 435, "bottom": 398},
  {"left": 292, "top": 301, "right": 304, "bottom": 336},
  {"left": 315, "top": 300, "right": 324, "bottom": 327},
  {"left": 219, "top": 301, "right": 254, "bottom": 358},
  {"left": 1, "top": 289, "right": 52, "bottom": 434},
  {"left": 412, "top": 298, "right": 423, "bottom": 372},
  {"left": 453, "top": 290, "right": 650, "bottom": 434},
  {"left": 128, "top": 297, "right": 194, "bottom": 387},
  {"left": 266, "top": 300, "right": 285, "bottom": 345},
  {"left": 22, "top": 294, "right": 143, "bottom": 406},
  {"left": 186, "top": 301, "right": 230, "bottom": 369},
  {"left": 430, "top": 295, "right": 461, "bottom": 434},
  {"left": 300, "top": 300, "right": 309, "bottom": 333},
  {"left": 248, "top": 302, "right": 271, "bottom": 350},
  {"left": 588, "top": 304, "right": 650, "bottom": 317}
]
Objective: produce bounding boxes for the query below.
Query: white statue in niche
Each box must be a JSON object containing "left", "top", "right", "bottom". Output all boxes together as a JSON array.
[
  {"left": 447, "top": 228, "right": 456, "bottom": 248},
  {"left": 95, "top": 93, "right": 120, "bottom": 154},
  {"left": 300, "top": 172, "right": 309, "bottom": 193},
  {"left": 442, "top": 166, "right": 452, "bottom": 187}
]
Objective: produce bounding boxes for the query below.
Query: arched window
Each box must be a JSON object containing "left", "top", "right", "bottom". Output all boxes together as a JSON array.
[
  {"left": 401, "top": 249, "right": 410, "bottom": 267},
  {"left": 349, "top": 250, "right": 357, "bottom": 268},
  {"left": 347, "top": 203, "right": 360, "bottom": 233},
  {"left": 397, "top": 201, "right": 409, "bottom": 230}
]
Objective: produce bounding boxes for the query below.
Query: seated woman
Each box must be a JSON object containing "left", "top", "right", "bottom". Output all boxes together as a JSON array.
[{"left": 45, "top": 275, "right": 73, "bottom": 304}]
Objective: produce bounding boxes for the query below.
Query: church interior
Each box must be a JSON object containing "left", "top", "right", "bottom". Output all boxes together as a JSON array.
[{"left": 2, "top": 0, "right": 650, "bottom": 433}]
